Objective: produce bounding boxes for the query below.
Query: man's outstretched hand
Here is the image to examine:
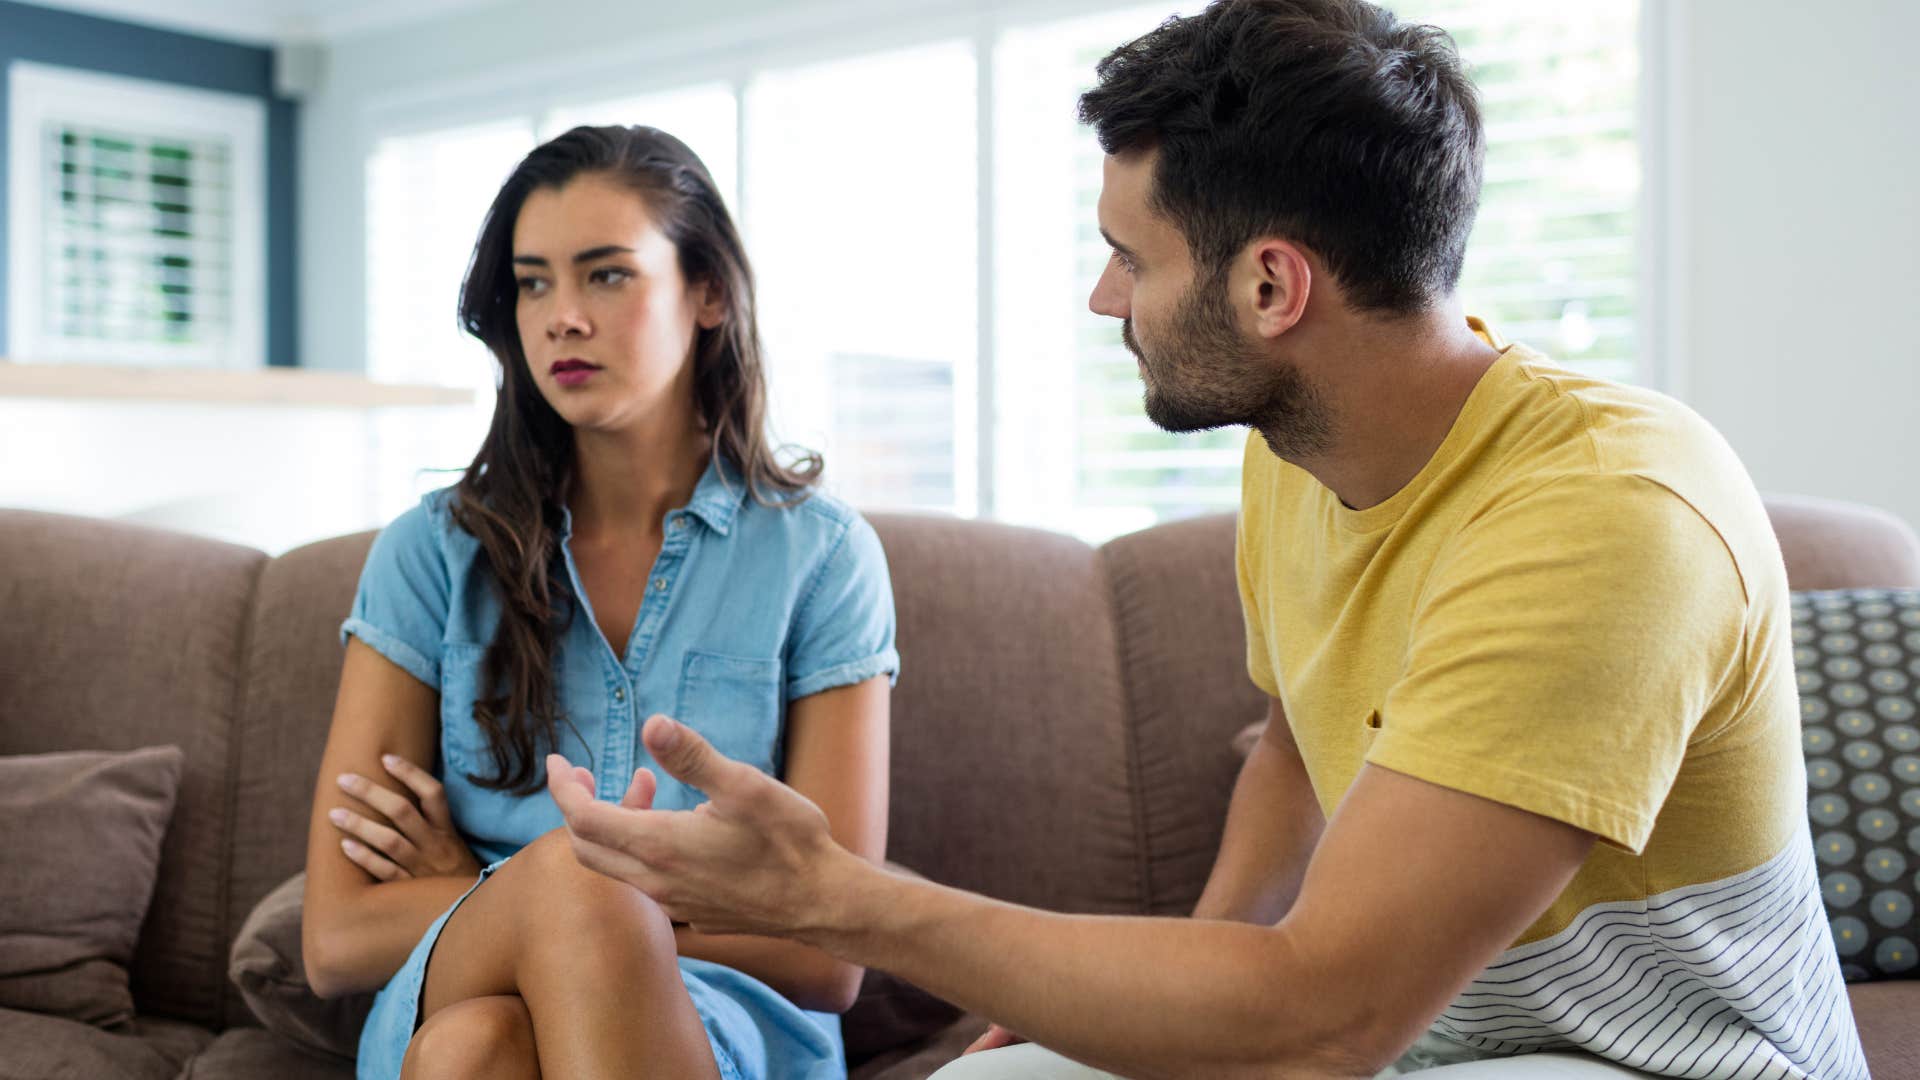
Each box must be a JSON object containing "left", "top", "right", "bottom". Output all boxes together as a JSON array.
[{"left": 545, "top": 713, "right": 852, "bottom": 939}]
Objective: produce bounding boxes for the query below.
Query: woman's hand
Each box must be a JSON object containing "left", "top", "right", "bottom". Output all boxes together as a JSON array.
[{"left": 329, "top": 754, "right": 482, "bottom": 883}]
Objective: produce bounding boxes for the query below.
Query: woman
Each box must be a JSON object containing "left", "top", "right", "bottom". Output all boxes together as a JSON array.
[{"left": 301, "top": 125, "right": 896, "bottom": 1080}]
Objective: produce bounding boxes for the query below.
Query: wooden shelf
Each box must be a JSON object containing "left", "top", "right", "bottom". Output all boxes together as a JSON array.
[{"left": 0, "top": 359, "right": 475, "bottom": 408}]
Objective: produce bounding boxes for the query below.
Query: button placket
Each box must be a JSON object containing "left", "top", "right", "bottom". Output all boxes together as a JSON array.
[{"left": 619, "top": 517, "right": 695, "bottom": 774}]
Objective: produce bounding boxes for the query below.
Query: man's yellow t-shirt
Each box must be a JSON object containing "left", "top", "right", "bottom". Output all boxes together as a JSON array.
[{"left": 1236, "top": 322, "right": 1867, "bottom": 1078}]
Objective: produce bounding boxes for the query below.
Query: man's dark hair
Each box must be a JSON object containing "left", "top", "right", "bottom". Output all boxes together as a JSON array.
[{"left": 1078, "top": 0, "right": 1484, "bottom": 314}]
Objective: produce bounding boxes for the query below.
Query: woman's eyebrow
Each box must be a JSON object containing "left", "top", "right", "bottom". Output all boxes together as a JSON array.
[{"left": 511, "top": 244, "right": 637, "bottom": 267}]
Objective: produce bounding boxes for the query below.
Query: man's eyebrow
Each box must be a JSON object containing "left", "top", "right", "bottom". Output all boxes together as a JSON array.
[
  {"left": 511, "top": 244, "right": 636, "bottom": 267},
  {"left": 1099, "top": 227, "right": 1138, "bottom": 260}
]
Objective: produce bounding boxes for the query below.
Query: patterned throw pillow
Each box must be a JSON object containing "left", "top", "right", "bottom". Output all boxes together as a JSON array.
[{"left": 1791, "top": 589, "right": 1920, "bottom": 982}]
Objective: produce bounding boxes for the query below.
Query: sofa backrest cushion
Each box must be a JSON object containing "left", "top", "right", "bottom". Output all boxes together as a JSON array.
[
  {"left": 1100, "top": 515, "right": 1266, "bottom": 915},
  {"left": 0, "top": 510, "right": 263, "bottom": 1028},
  {"left": 1768, "top": 495, "right": 1920, "bottom": 591},
  {"left": 221, "top": 532, "right": 376, "bottom": 1026},
  {"left": 866, "top": 514, "right": 1143, "bottom": 915}
]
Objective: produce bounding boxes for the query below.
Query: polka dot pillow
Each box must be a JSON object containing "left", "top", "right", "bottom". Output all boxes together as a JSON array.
[{"left": 1792, "top": 589, "right": 1920, "bottom": 982}]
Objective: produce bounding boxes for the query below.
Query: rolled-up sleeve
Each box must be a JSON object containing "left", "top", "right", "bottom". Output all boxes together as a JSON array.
[
  {"left": 784, "top": 515, "right": 899, "bottom": 702},
  {"left": 339, "top": 495, "right": 450, "bottom": 689}
]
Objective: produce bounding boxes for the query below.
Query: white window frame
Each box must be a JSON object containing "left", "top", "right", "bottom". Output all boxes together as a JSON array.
[{"left": 7, "top": 61, "right": 266, "bottom": 369}]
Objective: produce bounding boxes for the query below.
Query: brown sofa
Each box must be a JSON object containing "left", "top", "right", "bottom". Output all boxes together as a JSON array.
[{"left": 3, "top": 494, "right": 1917, "bottom": 1079}]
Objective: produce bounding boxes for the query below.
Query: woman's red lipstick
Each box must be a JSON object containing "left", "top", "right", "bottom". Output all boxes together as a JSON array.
[{"left": 550, "top": 359, "right": 600, "bottom": 386}]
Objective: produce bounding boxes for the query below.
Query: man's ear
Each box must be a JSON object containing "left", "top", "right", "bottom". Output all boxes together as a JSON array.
[{"left": 1239, "top": 238, "right": 1311, "bottom": 340}]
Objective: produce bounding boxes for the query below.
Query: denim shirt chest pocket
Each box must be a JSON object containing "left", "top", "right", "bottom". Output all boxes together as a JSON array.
[
  {"left": 436, "top": 642, "right": 558, "bottom": 855},
  {"left": 677, "top": 650, "right": 784, "bottom": 776}
]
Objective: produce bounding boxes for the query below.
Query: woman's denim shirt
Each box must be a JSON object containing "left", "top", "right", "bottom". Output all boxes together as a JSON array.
[{"left": 339, "top": 459, "right": 899, "bottom": 866}]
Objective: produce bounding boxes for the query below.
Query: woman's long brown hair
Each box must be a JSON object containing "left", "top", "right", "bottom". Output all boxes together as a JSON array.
[{"left": 451, "top": 125, "right": 818, "bottom": 794}]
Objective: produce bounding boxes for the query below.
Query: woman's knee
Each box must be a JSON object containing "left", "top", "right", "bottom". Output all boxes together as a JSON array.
[
  {"left": 511, "top": 827, "right": 676, "bottom": 950},
  {"left": 401, "top": 995, "right": 536, "bottom": 1080}
]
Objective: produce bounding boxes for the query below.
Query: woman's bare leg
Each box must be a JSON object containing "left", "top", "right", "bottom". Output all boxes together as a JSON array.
[
  {"left": 402, "top": 828, "right": 722, "bottom": 1080},
  {"left": 401, "top": 995, "right": 538, "bottom": 1080}
]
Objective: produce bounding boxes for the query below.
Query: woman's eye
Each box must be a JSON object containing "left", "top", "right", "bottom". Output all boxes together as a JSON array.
[
  {"left": 591, "top": 267, "right": 632, "bottom": 285},
  {"left": 516, "top": 277, "right": 547, "bottom": 295}
]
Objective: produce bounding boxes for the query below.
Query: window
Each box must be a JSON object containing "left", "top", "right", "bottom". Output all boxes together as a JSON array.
[
  {"left": 365, "top": 118, "right": 533, "bottom": 392},
  {"left": 1398, "top": 0, "right": 1641, "bottom": 383},
  {"left": 994, "top": 5, "right": 1216, "bottom": 540},
  {"left": 362, "top": 0, "right": 1643, "bottom": 540},
  {"left": 744, "top": 42, "right": 977, "bottom": 515},
  {"left": 8, "top": 62, "right": 264, "bottom": 368}
]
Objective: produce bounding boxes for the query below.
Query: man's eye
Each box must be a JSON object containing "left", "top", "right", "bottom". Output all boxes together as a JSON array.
[{"left": 1114, "top": 251, "right": 1136, "bottom": 274}]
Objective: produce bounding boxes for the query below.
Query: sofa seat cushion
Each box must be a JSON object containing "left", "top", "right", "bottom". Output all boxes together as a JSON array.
[
  {"left": 0, "top": 1007, "right": 210, "bottom": 1080},
  {"left": 184, "top": 1028, "right": 354, "bottom": 1080}
]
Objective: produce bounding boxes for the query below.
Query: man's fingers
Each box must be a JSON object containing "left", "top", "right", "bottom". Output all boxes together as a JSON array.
[
  {"left": 621, "top": 767, "right": 657, "bottom": 810},
  {"left": 642, "top": 714, "right": 753, "bottom": 799},
  {"left": 547, "top": 754, "right": 678, "bottom": 851},
  {"left": 546, "top": 754, "right": 595, "bottom": 814}
]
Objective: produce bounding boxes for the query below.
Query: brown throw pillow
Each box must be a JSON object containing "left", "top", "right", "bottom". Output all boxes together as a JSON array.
[
  {"left": 232, "top": 862, "right": 962, "bottom": 1065},
  {"left": 0, "top": 746, "right": 186, "bottom": 1029},
  {"left": 229, "top": 873, "right": 371, "bottom": 1061}
]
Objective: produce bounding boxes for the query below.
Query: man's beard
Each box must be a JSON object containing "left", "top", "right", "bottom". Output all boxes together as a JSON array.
[{"left": 1123, "top": 272, "right": 1332, "bottom": 459}]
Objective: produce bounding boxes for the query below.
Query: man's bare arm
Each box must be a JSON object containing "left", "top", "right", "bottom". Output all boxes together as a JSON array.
[
  {"left": 552, "top": 722, "right": 1595, "bottom": 1079},
  {"left": 1190, "top": 698, "right": 1325, "bottom": 924}
]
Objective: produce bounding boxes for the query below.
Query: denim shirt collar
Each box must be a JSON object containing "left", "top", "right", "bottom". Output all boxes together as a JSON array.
[
  {"left": 555, "top": 453, "right": 748, "bottom": 540},
  {"left": 683, "top": 454, "right": 748, "bottom": 536}
]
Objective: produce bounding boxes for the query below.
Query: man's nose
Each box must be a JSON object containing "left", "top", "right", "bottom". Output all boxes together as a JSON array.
[{"left": 1088, "top": 259, "right": 1130, "bottom": 320}]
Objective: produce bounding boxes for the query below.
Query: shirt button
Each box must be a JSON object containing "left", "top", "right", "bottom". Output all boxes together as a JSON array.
[
  {"left": 653, "top": 578, "right": 666, "bottom": 591},
  {"left": 614, "top": 687, "right": 626, "bottom": 702},
  {"left": 672, "top": 517, "right": 687, "bottom": 529}
]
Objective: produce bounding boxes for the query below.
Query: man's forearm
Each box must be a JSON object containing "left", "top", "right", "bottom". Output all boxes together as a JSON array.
[
  {"left": 802, "top": 860, "right": 1369, "bottom": 1079},
  {"left": 673, "top": 927, "right": 862, "bottom": 1013}
]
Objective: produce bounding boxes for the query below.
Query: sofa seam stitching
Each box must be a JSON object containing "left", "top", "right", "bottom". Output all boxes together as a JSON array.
[
  {"left": 214, "top": 554, "right": 269, "bottom": 1030},
  {"left": 1097, "top": 542, "right": 1156, "bottom": 914}
]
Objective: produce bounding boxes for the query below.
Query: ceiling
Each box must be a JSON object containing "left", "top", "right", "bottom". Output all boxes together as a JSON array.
[{"left": 10, "top": 0, "right": 509, "bottom": 44}]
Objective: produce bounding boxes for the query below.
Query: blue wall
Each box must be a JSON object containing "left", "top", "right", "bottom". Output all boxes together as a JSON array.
[{"left": 0, "top": 1, "right": 298, "bottom": 365}]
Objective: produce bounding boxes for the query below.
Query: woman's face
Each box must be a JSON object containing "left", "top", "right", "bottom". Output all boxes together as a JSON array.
[{"left": 511, "top": 173, "right": 722, "bottom": 434}]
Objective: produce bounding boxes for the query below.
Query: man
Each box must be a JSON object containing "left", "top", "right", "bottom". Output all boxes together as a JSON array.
[{"left": 546, "top": 1, "right": 1868, "bottom": 1076}]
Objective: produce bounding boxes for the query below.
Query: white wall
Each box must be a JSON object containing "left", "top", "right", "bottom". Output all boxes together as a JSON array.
[
  {"left": 1668, "top": 0, "right": 1920, "bottom": 532},
  {"left": 301, "top": 0, "right": 1920, "bottom": 529}
]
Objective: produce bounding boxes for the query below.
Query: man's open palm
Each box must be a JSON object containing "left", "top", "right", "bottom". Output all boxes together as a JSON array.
[{"left": 545, "top": 713, "right": 846, "bottom": 937}]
